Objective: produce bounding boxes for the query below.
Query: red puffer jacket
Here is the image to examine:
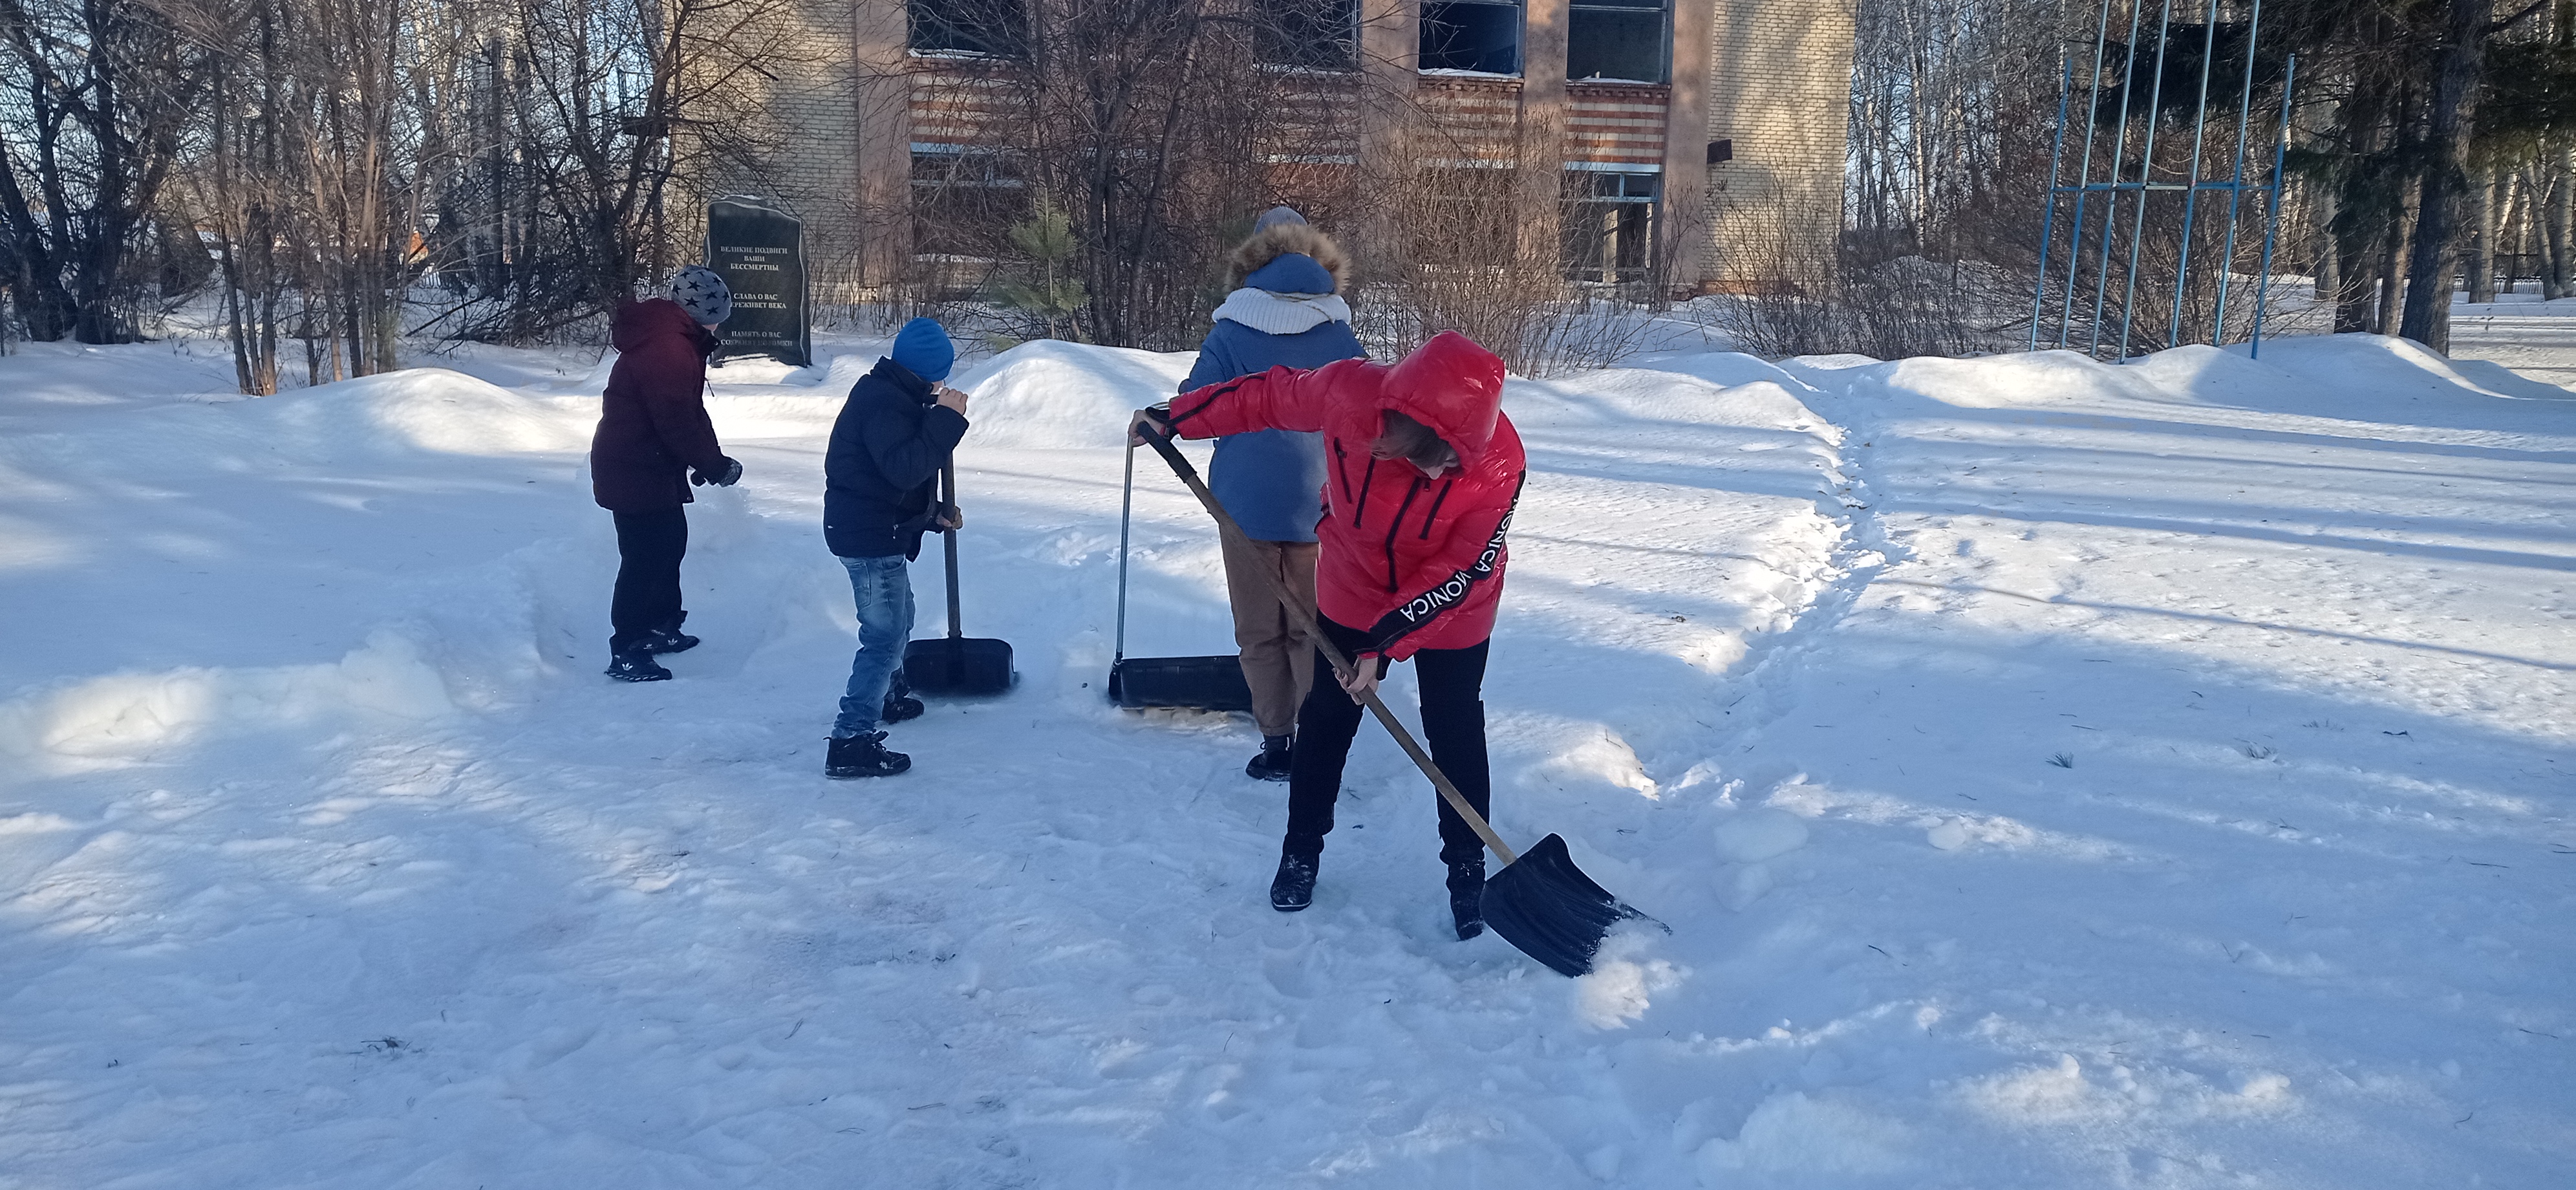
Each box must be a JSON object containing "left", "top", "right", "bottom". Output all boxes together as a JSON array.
[
  {"left": 591, "top": 298, "right": 728, "bottom": 512},
  {"left": 1169, "top": 331, "right": 1523, "bottom": 662}
]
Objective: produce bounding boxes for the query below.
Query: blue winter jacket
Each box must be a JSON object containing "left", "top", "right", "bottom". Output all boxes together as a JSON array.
[
  {"left": 824, "top": 358, "right": 969, "bottom": 559},
  {"left": 1179, "top": 254, "right": 1366, "bottom": 543}
]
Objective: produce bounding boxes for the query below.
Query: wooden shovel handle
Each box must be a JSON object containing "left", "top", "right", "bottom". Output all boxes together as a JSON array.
[{"left": 1138, "top": 424, "right": 1519, "bottom": 866}]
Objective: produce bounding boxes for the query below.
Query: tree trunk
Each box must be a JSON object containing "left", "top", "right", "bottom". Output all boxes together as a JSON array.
[
  {"left": 2399, "top": 0, "right": 2493, "bottom": 353},
  {"left": 2312, "top": 182, "right": 2341, "bottom": 305},
  {"left": 2465, "top": 163, "right": 2496, "bottom": 303},
  {"left": 2374, "top": 190, "right": 2417, "bottom": 336},
  {"left": 2332, "top": 176, "right": 2381, "bottom": 334},
  {"left": 2498, "top": 166, "right": 2532, "bottom": 294},
  {"left": 2549, "top": 142, "right": 2574, "bottom": 298},
  {"left": 2332, "top": 65, "right": 2398, "bottom": 334}
]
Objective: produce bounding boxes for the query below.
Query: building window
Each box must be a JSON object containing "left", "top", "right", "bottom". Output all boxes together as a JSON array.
[
  {"left": 909, "top": 0, "right": 1027, "bottom": 58},
  {"left": 1562, "top": 170, "right": 1658, "bottom": 281},
  {"left": 1567, "top": 0, "right": 1667, "bottom": 83},
  {"left": 1420, "top": 0, "right": 1521, "bottom": 76},
  {"left": 911, "top": 149, "right": 1027, "bottom": 266},
  {"left": 1255, "top": 0, "right": 1358, "bottom": 70}
]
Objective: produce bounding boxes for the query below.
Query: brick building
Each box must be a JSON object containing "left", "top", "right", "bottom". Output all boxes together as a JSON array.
[{"left": 715, "top": 0, "right": 1854, "bottom": 299}]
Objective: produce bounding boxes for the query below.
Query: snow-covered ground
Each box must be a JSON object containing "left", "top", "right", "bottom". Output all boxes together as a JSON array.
[
  {"left": 2449, "top": 291, "right": 2576, "bottom": 393},
  {"left": 1, "top": 327, "right": 2568, "bottom": 1187}
]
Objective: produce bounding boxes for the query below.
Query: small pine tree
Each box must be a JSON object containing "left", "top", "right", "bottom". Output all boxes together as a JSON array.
[{"left": 996, "top": 199, "right": 1086, "bottom": 341}]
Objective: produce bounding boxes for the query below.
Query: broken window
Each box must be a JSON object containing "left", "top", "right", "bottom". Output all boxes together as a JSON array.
[
  {"left": 1255, "top": 0, "right": 1358, "bottom": 71},
  {"left": 1567, "top": 0, "right": 1668, "bottom": 83},
  {"left": 909, "top": 0, "right": 1027, "bottom": 58},
  {"left": 1420, "top": 0, "right": 1522, "bottom": 76},
  {"left": 1562, "top": 170, "right": 1658, "bottom": 281}
]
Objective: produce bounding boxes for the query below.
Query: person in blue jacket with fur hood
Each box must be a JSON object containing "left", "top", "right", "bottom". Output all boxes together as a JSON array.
[{"left": 1181, "top": 207, "right": 1368, "bottom": 781}]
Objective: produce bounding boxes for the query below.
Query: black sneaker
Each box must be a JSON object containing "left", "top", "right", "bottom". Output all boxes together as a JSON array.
[
  {"left": 605, "top": 653, "right": 672, "bottom": 682},
  {"left": 1270, "top": 852, "right": 1318, "bottom": 912},
  {"left": 1447, "top": 859, "right": 1486, "bottom": 940},
  {"left": 824, "top": 731, "right": 910, "bottom": 779},
  {"left": 640, "top": 626, "right": 699, "bottom": 654},
  {"left": 1245, "top": 733, "right": 1293, "bottom": 781},
  {"left": 880, "top": 693, "right": 926, "bottom": 724}
]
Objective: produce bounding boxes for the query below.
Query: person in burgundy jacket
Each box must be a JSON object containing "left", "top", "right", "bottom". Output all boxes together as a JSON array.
[
  {"left": 589, "top": 266, "right": 742, "bottom": 682},
  {"left": 1138, "top": 330, "right": 1524, "bottom": 940}
]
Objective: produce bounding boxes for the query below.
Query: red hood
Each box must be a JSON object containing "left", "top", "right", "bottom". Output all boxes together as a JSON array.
[
  {"left": 611, "top": 298, "right": 708, "bottom": 354},
  {"left": 1378, "top": 331, "right": 1506, "bottom": 464}
]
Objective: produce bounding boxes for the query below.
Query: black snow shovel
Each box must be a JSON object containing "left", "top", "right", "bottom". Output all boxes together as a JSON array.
[
  {"left": 1107, "top": 440, "right": 1258, "bottom": 712},
  {"left": 1139, "top": 425, "right": 1662, "bottom": 978},
  {"left": 904, "top": 461, "right": 1015, "bottom": 695}
]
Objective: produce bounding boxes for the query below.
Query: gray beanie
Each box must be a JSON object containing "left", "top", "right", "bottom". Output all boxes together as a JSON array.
[
  {"left": 1253, "top": 205, "right": 1307, "bottom": 233},
  {"left": 669, "top": 265, "right": 732, "bottom": 326}
]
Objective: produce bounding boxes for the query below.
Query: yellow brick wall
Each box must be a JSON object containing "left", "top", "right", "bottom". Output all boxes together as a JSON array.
[
  {"left": 687, "top": 0, "right": 868, "bottom": 301},
  {"left": 695, "top": 1, "right": 1857, "bottom": 298},
  {"left": 1699, "top": 0, "right": 1855, "bottom": 285}
]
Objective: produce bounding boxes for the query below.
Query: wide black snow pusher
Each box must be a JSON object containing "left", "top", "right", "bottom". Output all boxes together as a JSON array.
[
  {"left": 905, "top": 462, "right": 1016, "bottom": 696},
  {"left": 1139, "top": 426, "right": 1662, "bottom": 977},
  {"left": 1106, "top": 440, "right": 1257, "bottom": 713}
]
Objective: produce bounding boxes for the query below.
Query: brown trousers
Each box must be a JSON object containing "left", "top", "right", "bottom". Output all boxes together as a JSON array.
[{"left": 1220, "top": 535, "right": 1320, "bottom": 737}]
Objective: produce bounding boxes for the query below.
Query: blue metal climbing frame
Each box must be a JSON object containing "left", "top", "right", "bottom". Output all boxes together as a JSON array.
[{"left": 2029, "top": 0, "right": 2297, "bottom": 360}]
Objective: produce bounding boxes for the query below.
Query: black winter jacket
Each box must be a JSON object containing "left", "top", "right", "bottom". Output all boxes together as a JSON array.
[{"left": 824, "top": 358, "right": 970, "bottom": 559}]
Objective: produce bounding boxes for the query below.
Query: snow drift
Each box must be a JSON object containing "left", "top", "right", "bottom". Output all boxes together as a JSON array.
[{"left": 0, "top": 330, "right": 2567, "bottom": 1188}]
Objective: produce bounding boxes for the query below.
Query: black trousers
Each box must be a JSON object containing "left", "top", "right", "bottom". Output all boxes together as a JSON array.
[
  {"left": 1285, "top": 615, "right": 1492, "bottom": 867},
  {"left": 609, "top": 508, "right": 688, "bottom": 654}
]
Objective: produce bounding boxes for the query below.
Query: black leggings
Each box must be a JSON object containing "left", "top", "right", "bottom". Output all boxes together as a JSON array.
[
  {"left": 1285, "top": 615, "right": 1492, "bottom": 867},
  {"left": 610, "top": 507, "right": 688, "bottom": 653}
]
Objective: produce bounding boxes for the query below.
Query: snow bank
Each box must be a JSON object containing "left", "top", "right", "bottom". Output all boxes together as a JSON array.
[
  {"left": 0, "top": 629, "right": 453, "bottom": 770},
  {"left": 1830, "top": 333, "right": 2576, "bottom": 420},
  {"left": 955, "top": 339, "right": 1196, "bottom": 448},
  {"left": 307, "top": 368, "right": 595, "bottom": 455},
  {"left": 1, "top": 330, "right": 2568, "bottom": 1187}
]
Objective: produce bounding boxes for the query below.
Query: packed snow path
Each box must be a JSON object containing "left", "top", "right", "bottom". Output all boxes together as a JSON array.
[{"left": 0, "top": 334, "right": 2567, "bottom": 1187}]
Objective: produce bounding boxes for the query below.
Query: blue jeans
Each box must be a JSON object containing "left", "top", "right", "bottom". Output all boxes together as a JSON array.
[{"left": 833, "top": 554, "right": 916, "bottom": 737}]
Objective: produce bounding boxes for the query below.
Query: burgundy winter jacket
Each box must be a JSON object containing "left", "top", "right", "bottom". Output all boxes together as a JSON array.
[
  {"left": 1168, "top": 331, "right": 1524, "bottom": 662},
  {"left": 590, "top": 299, "right": 728, "bottom": 512}
]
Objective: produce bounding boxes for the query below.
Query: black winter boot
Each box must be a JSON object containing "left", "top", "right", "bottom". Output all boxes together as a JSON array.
[
  {"left": 640, "top": 625, "right": 699, "bottom": 654},
  {"left": 824, "top": 731, "right": 911, "bottom": 779},
  {"left": 880, "top": 669, "right": 924, "bottom": 724},
  {"left": 605, "top": 651, "right": 672, "bottom": 682},
  {"left": 1270, "top": 852, "right": 1318, "bottom": 912},
  {"left": 1447, "top": 858, "right": 1486, "bottom": 940},
  {"left": 1245, "top": 733, "right": 1293, "bottom": 781}
]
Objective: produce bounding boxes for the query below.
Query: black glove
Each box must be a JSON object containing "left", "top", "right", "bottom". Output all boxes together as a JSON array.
[{"left": 692, "top": 456, "right": 742, "bottom": 487}]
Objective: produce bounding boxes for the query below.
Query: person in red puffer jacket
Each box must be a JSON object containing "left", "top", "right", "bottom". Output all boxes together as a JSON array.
[{"left": 1141, "top": 330, "right": 1525, "bottom": 941}]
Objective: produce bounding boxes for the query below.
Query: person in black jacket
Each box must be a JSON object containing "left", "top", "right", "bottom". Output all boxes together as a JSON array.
[{"left": 821, "top": 318, "right": 969, "bottom": 778}]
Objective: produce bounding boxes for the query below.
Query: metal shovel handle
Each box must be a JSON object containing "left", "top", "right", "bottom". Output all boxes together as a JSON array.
[
  {"left": 1114, "top": 440, "right": 1134, "bottom": 662},
  {"left": 939, "top": 461, "right": 965, "bottom": 641},
  {"left": 1137, "top": 423, "right": 1519, "bottom": 866}
]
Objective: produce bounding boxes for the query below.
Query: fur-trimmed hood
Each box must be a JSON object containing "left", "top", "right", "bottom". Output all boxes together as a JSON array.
[{"left": 1226, "top": 221, "right": 1349, "bottom": 293}]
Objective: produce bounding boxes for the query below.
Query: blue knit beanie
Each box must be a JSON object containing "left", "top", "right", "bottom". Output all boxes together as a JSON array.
[{"left": 890, "top": 317, "right": 954, "bottom": 383}]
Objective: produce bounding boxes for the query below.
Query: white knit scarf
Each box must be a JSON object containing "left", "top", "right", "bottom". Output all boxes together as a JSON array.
[{"left": 1211, "top": 287, "right": 1352, "bottom": 334}]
